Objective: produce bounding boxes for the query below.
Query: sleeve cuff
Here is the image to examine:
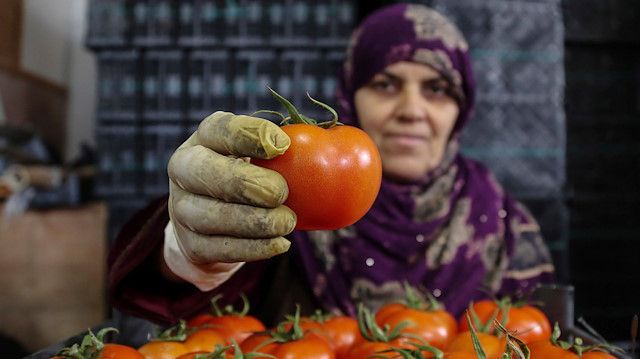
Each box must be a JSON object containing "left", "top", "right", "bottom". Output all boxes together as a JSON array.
[{"left": 163, "top": 221, "right": 245, "bottom": 291}]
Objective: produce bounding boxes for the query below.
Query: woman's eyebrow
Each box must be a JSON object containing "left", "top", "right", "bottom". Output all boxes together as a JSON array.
[
  {"left": 379, "top": 70, "right": 445, "bottom": 82},
  {"left": 378, "top": 71, "right": 401, "bottom": 81}
]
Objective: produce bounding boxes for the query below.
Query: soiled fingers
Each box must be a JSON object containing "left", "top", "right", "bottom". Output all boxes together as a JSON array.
[
  {"left": 171, "top": 216, "right": 291, "bottom": 264},
  {"left": 168, "top": 144, "right": 288, "bottom": 208},
  {"left": 170, "top": 181, "right": 296, "bottom": 238},
  {"left": 181, "top": 111, "right": 291, "bottom": 159}
]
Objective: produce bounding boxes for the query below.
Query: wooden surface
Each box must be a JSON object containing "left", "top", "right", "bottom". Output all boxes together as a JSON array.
[
  {"left": 0, "top": 0, "right": 22, "bottom": 69},
  {"left": 0, "top": 64, "right": 68, "bottom": 159},
  {"left": 0, "top": 202, "right": 108, "bottom": 353}
]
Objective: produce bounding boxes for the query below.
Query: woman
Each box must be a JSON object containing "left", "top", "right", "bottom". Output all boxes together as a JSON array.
[{"left": 107, "top": 3, "right": 555, "bottom": 326}]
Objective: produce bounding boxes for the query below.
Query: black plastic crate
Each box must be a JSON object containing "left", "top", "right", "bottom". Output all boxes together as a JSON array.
[
  {"left": 142, "top": 50, "right": 185, "bottom": 121},
  {"left": 277, "top": 50, "right": 323, "bottom": 117},
  {"left": 176, "top": 0, "right": 224, "bottom": 46},
  {"left": 105, "top": 197, "right": 150, "bottom": 243},
  {"left": 141, "top": 124, "right": 185, "bottom": 197},
  {"left": 233, "top": 50, "right": 279, "bottom": 115},
  {"left": 332, "top": 1, "right": 358, "bottom": 46},
  {"left": 96, "top": 50, "right": 142, "bottom": 122},
  {"left": 186, "top": 50, "right": 234, "bottom": 121},
  {"left": 131, "top": 0, "right": 177, "bottom": 47},
  {"left": 86, "top": 0, "right": 132, "bottom": 48},
  {"left": 320, "top": 49, "right": 344, "bottom": 111},
  {"left": 94, "top": 125, "right": 141, "bottom": 198}
]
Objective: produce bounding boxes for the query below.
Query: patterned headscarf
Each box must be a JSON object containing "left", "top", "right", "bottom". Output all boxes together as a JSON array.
[{"left": 289, "top": 3, "right": 554, "bottom": 318}]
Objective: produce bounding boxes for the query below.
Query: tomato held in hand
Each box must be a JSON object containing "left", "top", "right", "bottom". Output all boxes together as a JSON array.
[{"left": 252, "top": 89, "right": 382, "bottom": 230}]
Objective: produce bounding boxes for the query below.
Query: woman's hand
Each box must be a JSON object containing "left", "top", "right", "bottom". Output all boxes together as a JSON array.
[{"left": 167, "top": 111, "right": 296, "bottom": 269}]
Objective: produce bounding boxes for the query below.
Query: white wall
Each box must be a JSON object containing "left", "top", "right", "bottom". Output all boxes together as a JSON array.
[{"left": 20, "top": 0, "right": 96, "bottom": 162}]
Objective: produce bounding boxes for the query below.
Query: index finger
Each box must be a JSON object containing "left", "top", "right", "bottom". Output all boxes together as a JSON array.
[{"left": 183, "top": 111, "right": 290, "bottom": 159}]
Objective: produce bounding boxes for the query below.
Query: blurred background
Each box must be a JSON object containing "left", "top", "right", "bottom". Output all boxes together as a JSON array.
[{"left": 0, "top": 0, "right": 638, "bottom": 356}]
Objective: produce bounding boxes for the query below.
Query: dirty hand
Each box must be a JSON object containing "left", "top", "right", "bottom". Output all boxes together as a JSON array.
[{"left": 164, "top": 111, "right": 296, "bottom": 289}]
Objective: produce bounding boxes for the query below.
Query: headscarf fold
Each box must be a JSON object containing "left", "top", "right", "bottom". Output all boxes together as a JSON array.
[{"left": 289, "top": 3, "right": 554, "bottom": 318}]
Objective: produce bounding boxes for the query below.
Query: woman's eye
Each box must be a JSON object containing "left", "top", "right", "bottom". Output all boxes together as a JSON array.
[
  {"left": 369, "top": 79, "right": 397, "bottom": 93},
  {"left": 424, "top": 81, "right": 451, "bottom": 98}
]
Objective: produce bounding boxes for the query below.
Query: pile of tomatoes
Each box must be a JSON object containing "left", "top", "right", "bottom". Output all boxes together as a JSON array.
[{"left": 51, "top": 288, "right": 621, "bottom": 359}]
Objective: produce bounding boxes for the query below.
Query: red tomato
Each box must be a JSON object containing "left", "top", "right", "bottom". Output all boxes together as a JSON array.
[
  {"left": 377, "top": 306, "right": 458, "bottom": 350},
  {"left": 374, "top": 302, "right": 407, "bottom": 323},
  {"left": 239, "top": 332, "right": 278, "bottom": 354},
  {"left": 527, "top": 339, "right": 578, "bottom": 359},
  {"left": 187, "top": 295, "right": 266, "bottom": 345},
  {"left": 460, "top": 298, "right": 552, "bottom": 344},
  {"left": 99, "top": 344, "right": 145, "bottom": 359},
  {"left": 183, "top": 328, "right": 225, "bottom": 352},
  {"left": 175, "top": 351, "right": 209, "bottom": 359},
  {"left": 137, "top": 341, "right": 189, "bottom": 359},
  {"left": 442, "top": 353, "right": 481, "bottom": 359},
  {"left": 446, "top": 331, "right": 506, "bottom": 359},
  {"left": 52, "top": 328, "right": 144, "bottom": 359},
  {"left": 320, "top": 315, "right": 364, "bottom": 358},
  {"left": 253, "top": 123, "right": 382, "bottom": 230},
  {"left": 270, "top": 336, "right": 335, "bottom": 359},
  {"left": 344, "top": 336, "right": 417, "bottom": 359},
  {"left": 528, "top": 339, "right": 618, "bottom": 359},
  {"left": 582, "top": 352, "right": 618, "bottom": 359},
  {"left": 202, "top": 314, "right": 265, "bottom": 345},
  {"left": 242, "top": 331, "right": 335, "bottom": 359},
  {"left": 52, "top": 344, "right": 145, "bottom": 359}
]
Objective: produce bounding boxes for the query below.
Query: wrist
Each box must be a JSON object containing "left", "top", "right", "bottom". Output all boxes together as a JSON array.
[{"left": 163, "top": 221, "right": 245, "bottom": 291}]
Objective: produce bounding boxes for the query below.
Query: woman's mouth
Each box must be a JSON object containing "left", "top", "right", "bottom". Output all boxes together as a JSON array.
[{"left": 386, "top": 133, "right": 427, "bottom": 147}]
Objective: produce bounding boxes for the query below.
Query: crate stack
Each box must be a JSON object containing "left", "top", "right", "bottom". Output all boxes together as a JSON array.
[
  {"left": 86, "top": 0, "right": 357, "bottom": 241},
  {"left": 562, "top": 0, "right": 640, "bottom": 341}
]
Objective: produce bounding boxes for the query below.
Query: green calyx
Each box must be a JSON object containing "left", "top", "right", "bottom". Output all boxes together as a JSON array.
[
  {"left": 210, "top": 293, "right": 251, "bottom": 317},
  {"left": 253, "top": 87, "right": 342, "bottom": 128},
  {"left": 54, "top": 327, "right": 118, "bottom": 359}
]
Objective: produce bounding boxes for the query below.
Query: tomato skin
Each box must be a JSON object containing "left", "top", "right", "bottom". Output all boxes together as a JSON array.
[
  {"left": 442, "top": 353, "right": 480, "bottom": 359},
  {"left": 270, "top": 336, "right": 335, "bottom": 359},
  {"left": 137, "top": 341, "right": 190, "bottom": 359},
  {"left": 239, "top": 332, "right": 278, "bottom": 354},
  {"left": 183, "top": 328, "right": 226, "bottom": 352},
  {"left": 375, "top": 303, "right": 458, "bottom": 350},
  {"left": 527, "top": 339, "right": 579, "bottom": 359},
  {"left": 100, "top": 344, "right": 146, "bottom": 359},
  {"left": 253, "top": 124, "right": 382, "bottom": 230},
  {"left": 202, "top": 314, "right": 266, "bottom": 345},
  {"left": 344, "top": 337, "right": 416, "bottom": 359},
  {"left": 186, "top": 313, "right": 216, "bottom": 328},
  {"left": 175, "top": 351, "right": 209, "bottom": 359},
  {"left": 445, "top": 331, "right": 506, "bottom": 359},
  {"left": 460, "top": 299, "right": 552, "bottom": 344},
  {"left": 581, "top": 352, "right": 618, "bottom": 359},
  {"left": 374, "top": 302, "right": 407, "bottom": 324},
  {"left": 320, "top": 315, "right": 363, "bottom": 359},
  {"left": 55, "top": 343, "right": 145, "bottom": 359},
  {"left": 241, "top": 332, "right": 334, "bottom": 359}
]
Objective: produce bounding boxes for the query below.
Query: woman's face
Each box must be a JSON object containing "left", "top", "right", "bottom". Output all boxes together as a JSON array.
[{"left": 354, "top": 61, "right": 460, "bottom": 182}]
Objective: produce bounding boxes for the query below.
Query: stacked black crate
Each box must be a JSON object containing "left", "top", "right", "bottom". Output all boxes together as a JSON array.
[
  {"left": 186, "top": 50, "right": 233, "bottom": 130},
  {"left": 93, "top": 49, "right": 145, "bottom": 241},
  {"left": 563, "top": 0, "right": 640, "bottom": 341}
]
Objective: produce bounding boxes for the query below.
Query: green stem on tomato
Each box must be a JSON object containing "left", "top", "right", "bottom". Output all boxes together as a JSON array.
[{"left": 265, "top": 87, "right": 342, "bottom": 128}]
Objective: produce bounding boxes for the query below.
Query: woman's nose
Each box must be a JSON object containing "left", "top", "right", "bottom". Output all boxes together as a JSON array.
[{"left": 396, "top": 87, "right": 427, "bottom": 122}]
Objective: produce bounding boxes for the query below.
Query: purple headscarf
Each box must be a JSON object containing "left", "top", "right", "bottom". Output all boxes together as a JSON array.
[{"left": 290, "top": 3, "right": 554, "bottom": 318}]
